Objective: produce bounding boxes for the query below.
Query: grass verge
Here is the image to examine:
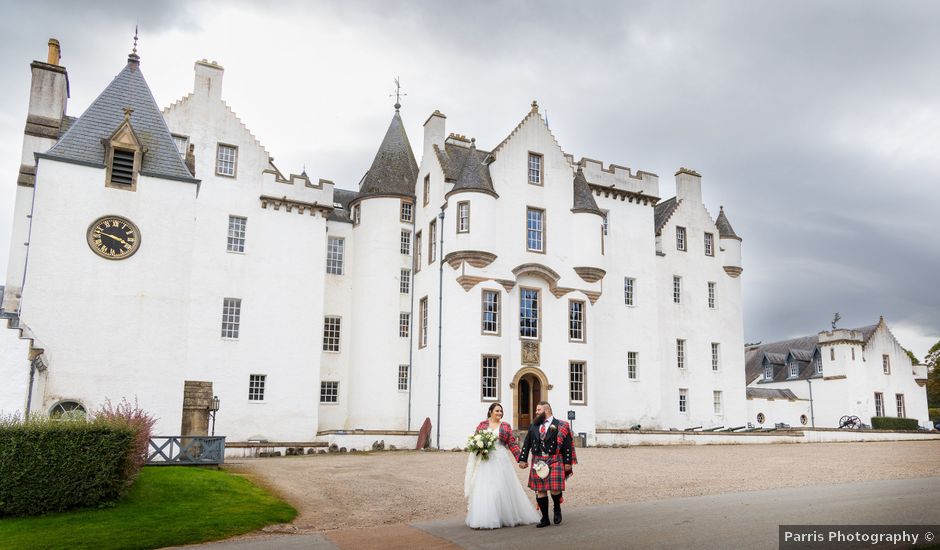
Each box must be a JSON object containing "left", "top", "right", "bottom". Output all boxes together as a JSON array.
[{"left": 0, "top": 466, "right": 297, "bottom": 550}]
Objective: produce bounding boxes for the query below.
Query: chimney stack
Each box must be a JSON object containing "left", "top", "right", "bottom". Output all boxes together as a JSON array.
[
  {"left": 194, "top": 59, "right": 224, "bottom": 101},
  {"left": 423, "top": 110, "right": 446, "bottom": 156}
]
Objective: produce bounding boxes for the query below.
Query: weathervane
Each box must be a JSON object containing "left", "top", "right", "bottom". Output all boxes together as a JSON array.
[
  {"left": 831, "top": 312, "right": 841, "bottom": 331},
  {"left": 132, "top": 24, "right": 139, "bottom": 55},
  {"left": 390, "top": 77, "right": 406, "bottom": 111}
]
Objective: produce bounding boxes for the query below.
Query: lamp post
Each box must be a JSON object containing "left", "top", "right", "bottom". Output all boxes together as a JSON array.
[{"left": 209, "top": 395, "right": 220, "bottom": 436}]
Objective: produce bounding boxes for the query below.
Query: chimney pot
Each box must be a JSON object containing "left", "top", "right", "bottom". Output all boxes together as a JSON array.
[{"left": 47, "top": 38, "right": 61, "bottom": 65}]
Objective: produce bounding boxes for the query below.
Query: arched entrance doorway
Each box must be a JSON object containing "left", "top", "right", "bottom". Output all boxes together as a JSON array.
[{"left": 511, "top": 367, "right": 550, "bottom": 429}]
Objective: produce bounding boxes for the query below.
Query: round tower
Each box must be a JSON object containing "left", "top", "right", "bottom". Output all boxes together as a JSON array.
[{"left": 716, "top": 206, "right": 742, "bottom": 277}]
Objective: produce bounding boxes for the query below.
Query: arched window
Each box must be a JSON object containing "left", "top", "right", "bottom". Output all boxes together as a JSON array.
[{"left": 50, "top": 401, "right": 86, "bottom": 420}]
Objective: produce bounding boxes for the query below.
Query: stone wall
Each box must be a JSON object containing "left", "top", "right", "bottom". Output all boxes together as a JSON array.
[{"left": 181, "top": 380, "right": 212, "bottom": 436}]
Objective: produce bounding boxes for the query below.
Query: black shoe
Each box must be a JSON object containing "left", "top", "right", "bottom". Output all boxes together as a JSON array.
[
  {"left": 551, "top": 493, "right": 563, "bottom": 524},
  {"left": 553, "top": 507, "right": 562, "bottom": 525},
  {"left": 536, "top": 496, "right": 550, "bottom": 527},
  {"left": 537, "top": 517, "right": 551, "bottom": 528}
]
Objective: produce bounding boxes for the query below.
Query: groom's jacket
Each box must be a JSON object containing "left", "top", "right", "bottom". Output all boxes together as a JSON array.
[
  {"left": 475, "top": 420, "right": 523, "bottom": 461},
  {"left": 518, "top": 418, "right": 577, "bottom": 466}
]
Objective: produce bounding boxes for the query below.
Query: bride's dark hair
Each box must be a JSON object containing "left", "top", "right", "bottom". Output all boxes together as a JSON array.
[{"left": 487, "top": 402, "right": 503, "bottom": 420}]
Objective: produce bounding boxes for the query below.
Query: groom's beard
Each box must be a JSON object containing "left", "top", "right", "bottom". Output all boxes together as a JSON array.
[{"left": 535, "top": 413, "right": 546, "bottom": 425}]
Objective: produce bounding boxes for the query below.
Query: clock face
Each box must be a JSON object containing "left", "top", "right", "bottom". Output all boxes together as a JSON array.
[{"left": 87, "top": 216, "right": 140, "bottom": 260}]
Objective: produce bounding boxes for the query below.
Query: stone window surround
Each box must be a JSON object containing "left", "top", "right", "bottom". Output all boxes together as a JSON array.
[
  {"left": 227, "top": 215, "right": 247, "bottom": 253},
  {"left": 481, "top": 288, "right": 500, "bottom": 336},
  {"left": 568, "top": 299, "right": 585, "bottom": 343},
  {"left": 673, "top": 275, "right": 682, "bottom": 304},
  {"left": 215, "top": 143, "right": 238, "bottom": 178},
  {"left": 676, "top": 226, "right": 687, "bottom": 252},
  {"left": 569, "top": 360, "right": 586, "bottom": 405},
  {"left": 423, "top": 175, "right": 431, "bottom": 206},
  {"left": 481, "top": 354, "right": 500, "bottom": 402},
  {"left": 398, "top": 365, "right": 410, "bottom": 392},
  {"left": 624, "top": 276, "right": 636, "bottom": 306},
  {"left": 221, "top": 297, "right": 241, "bottom": 340},
  {"left": 400, "top": 268, "right": 411, "bottom": 294},
  {"left": 707, "top": 282, "right": 716, "bottom": 309},
  {"left": 400, "top": 200, "right": 414, "bottom": 223},
  {"left": 326, "top": 236, "right": 344, "bottom": 275},
  {"left": 419, "top": 296, "right": 429, "bottom": 348},
  {"left": 527, "top": 151, "right": 543, "bottom": 186},
  {"left": 519, "top": 286, "right": 541, "bottom": 341},
  {"left": 526, "top": 206, "right": 546, "bottom": 254},
  {"left": 457, "top": 201, "right": 470, "bottom": 233},
  {"left": 704, "top": 232, "right": 715, "bottom": 256}
]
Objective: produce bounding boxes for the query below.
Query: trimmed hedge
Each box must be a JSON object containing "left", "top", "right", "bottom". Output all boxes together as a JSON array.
[
  {"left": 870, "top": 416, "right": 919, "bottom": 431},
  {"left": 929, "top": 408, "right": 940, "bottom": 421},
  {"left": 0, "top": 419, "right": 134, "bottom": 516}
]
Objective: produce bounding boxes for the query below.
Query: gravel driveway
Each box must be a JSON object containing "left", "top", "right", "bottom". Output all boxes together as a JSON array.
[{"left": 224, "top": 441, "right": 940, "bottom": 532}]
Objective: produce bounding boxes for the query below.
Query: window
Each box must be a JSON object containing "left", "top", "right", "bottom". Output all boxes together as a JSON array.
[
  {"left": 482, "top": 290, "right": 500, "bottom": 334},
  {"left": 419, "top": 297, "right": 428, "bottom": 348},
  {"left": 248, "top": 375, "right": 265, "bottom": 401},
  {"left": 216, "top": 144, "right": 237, "bottom": 177},
  {"left": 713, "top": 391, "right": 722, "bottom": 414},
  {"left": 400, "top": 201, "right": 413, "bottom": 223},
  {"left": 401, "top": 230, "right": 411, "bottom": 255},
  {"left": 172, "top": 134, "right": 189, "bottom": 155},
  {"left": 602, "top": 211, "right": 609, "bottom": 236},
  {"left": 678, "top": 388, "right": 688, "bottom": 413},
  {"left": 883, "top": 354, "right": 891, "bottom": 374},
  {"left": 352, "top": 204, "right": 361, "bottom": 226},
  {"left": 627, "top": 352, "right": 638, "bottom": 380},
  {"left": 830, "top": 348, "right": 835, "bottom": 361},
  {"left": 320, "top": 381, "right": 339, "bottom": 403},
  {"left": 415, "top": 231, "right": 423, "bottom": 271},
  {"left": 673, "top": 276, "right": 681, "bottom": 304},
  {"left": 704, "top": 232, "right": 714, "bottom": 256},
  {"left": 50, "top": 401, "right": 86, "bottom": 420},
  {"left": 815, "top": 355, "right": 823, "bottom": 375},
  {"left": 428, "top": 220, "right": 437, "bottom": 264},
  {"left": 851, "top": 347, "right": 855, "bottom": 360},
  {"left": 676, "top": 226, "right": 687, "bottom": 251},
  {"left": 400, "top": 269, "right": 411, "bottom": 294},
  {"left": 399, "top": 312, "right": 410, "bottom": 338},
  {"left": 874, "top": 392, "right": 884, "bottom": 417},
  {"left": 568, "top": 300, "right": 585, "bottom": 342},
  {"left": 526, "top": 208, "right": 545, "bottom": 252},
  {"left": 896, "top": 394, "right": 905, "bottom": 418},
  {"left": 711, "top": 343, "right": 720, "bottom": 371},
  {"left": 322, "top": 316, "right": 341, "bottom": 352},
  {"left": 676, "top": 339, "right": 686, "bottom": 369},
  {"left": 423, "top": 175, "right": 430, "bottom": 206},
  {"left": 221, "top": 298, "right": 241, "bottom": 339},
  {"left": 528, "top": 152, "right": 542, "bottom": 185},
  {"left": 110, "top": 148, "right": 136, "bottom": 185},
  {"left": 398, "top": 365, "right": 410, "bottom": 391},
  {"left": 227, "top": 215, "right": 247, "bottom": 253},
  {"left": 326, "top": 237, "right": 344, "bottom": 275},
  {"left": 457, "top": 201, "right": 470, "bottom": 233},
  {"left": 569, "top": 362, "right": 586, "bottom": 404},
  {"left": 520, "top": 288, "right": 540, "bottom": 339},
  {"left": 788, "top": 360, "right": 799, "bottom": 378},
  {"left": 482, "top": 356, "right": 499, "bottom": 401},
  {"left": 707, "top": 282, "right": 716, "bottom": 309},
  {"left": 763, "top": 365, "right": 773, "bottom": 381},
  {"left": 624, "top": 277, "right": 635, "bottom": 306}
]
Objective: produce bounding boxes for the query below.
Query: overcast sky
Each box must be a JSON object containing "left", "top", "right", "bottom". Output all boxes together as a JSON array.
[{"left": 0, "top": 0, "right": 937, "bottom": 359}]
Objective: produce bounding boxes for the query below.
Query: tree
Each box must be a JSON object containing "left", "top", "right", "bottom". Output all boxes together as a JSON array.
[
  {"left": 926, "top": 341, "right": 940, "bottom": 408},
  {"left": 904, "top": 348, "right": 920, "bottom": 365}
]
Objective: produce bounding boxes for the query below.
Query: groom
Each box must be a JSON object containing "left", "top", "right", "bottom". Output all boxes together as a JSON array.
[{"left": 518, "top": 401, "right": 577, "bottom": 527}]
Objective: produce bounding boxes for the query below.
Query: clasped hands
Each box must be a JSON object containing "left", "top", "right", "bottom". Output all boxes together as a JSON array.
[{"left": 517, "top": 460, "right": 573, "bottom": 474}]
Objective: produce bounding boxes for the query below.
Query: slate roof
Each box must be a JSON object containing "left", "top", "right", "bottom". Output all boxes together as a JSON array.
[
  {"left": 329, "top": 188, "right": 360, "bottom": 223},
  {"left": 746, "top": 388, "right": 800, "bottom": 400},
  {"left": 745, "top": 323, "right": 881, "bottom": 384},
  {"left": 571, "top": 167, "right": 603, "bottom": 216},
  {"left": 715, "top": 206, "right": 741, "bottom": 240},
  {"left": 44, "top": 55, "right": 196, "bottom": 183},
  {"left": 357, "top": 110, "right": 418, "bottom": 199},
  {"left": 653, "top": 197, "right": 679, "bottom": 236},
  {"left": 435, "top": 142, "right": 496, "bottom": 197}
]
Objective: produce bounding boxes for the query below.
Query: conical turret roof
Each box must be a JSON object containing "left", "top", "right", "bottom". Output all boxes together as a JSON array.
[
  {"left": 357, "top": 110, "right": 418, "bottom": 199},
  {"left": 571, "top": 167, "right": 603, "bottom": 216},
  {"left": 715, "top": 206, "right": 741, "bottom": 241}
]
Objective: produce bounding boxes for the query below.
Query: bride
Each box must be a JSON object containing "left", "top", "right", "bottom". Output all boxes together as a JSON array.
[{"left": 465, "top": 403, "right": 541, "bottom": 529}]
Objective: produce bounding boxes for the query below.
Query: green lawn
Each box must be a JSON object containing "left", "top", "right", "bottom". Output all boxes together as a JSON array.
[{"left": 0, "top": 466, "right": 297, "bottom": 550}]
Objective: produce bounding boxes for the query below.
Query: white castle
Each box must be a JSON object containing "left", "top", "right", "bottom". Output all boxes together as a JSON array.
[{"left": 3, "top": 38, "right": 840, "bottom": 450}]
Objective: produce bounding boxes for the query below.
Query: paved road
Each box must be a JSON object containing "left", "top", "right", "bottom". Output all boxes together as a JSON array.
[{"left": 173, "top": 478, "right": 940, "bottom": 550}]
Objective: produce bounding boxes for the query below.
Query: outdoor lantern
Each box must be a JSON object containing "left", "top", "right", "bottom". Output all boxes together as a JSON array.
[{"left": 209, "top": 395, "right": 220, "bottom": 436}]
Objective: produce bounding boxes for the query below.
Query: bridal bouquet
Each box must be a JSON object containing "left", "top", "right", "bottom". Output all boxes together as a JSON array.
[{"left": 465, "top": 429, "right": 498, "bottom": 460}]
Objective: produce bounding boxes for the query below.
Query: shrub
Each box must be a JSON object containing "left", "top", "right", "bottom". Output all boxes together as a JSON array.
[
  {"left": 870, "top": 416, "right": 919, "bottom": 431},
  {"left": 93, "top": 398, "right": 157, "bottom": 487},
  {"left": 929, "top": 408, "right": 940, "bottom": 422},
  {"left": 0, "top": 418, "right": 134, "bottom": 516}
]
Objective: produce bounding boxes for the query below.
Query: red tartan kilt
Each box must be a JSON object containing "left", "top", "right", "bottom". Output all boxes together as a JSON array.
[{"left": 528, "top": 454, "right": 567, "bottom": 492}]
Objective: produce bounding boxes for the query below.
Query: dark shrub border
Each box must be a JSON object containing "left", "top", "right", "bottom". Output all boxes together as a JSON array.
[
  {"left": 870, "top": 416, "right": 919, "bottom": 431},
  {"left": 0, "top": 420, "right": 134, "bottom": 516}
]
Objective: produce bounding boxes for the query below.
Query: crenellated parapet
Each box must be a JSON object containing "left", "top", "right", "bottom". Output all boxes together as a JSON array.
[{"left": 579, "top": 157, "right": 659, "bottom": 202}]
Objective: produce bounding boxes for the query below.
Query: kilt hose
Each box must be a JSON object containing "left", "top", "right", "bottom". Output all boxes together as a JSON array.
[{"left": 528, "top": 454, "right": 569, "bottom": 493}]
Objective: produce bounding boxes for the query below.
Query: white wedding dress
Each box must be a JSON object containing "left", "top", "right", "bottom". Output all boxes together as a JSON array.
[{"left": 464, "top": 427, "right": 541, "bottom": 529}]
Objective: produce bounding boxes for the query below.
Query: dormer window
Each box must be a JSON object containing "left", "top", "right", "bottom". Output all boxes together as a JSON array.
[
  {"left": 788, "top": 361, "right": 799, "bottom": 378},
  {"left": 104, "top": 108, "right": 145, "bottom": 192},
  {"left": 815, "top": 355, "right": 823, "bottom": 375},
  {"left": 763, "top": 365, "right": 773, "bottom": 381}
]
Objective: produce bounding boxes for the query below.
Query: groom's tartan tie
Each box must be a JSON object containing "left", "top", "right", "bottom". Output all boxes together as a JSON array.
[{"left": 539, "top": 423, "right": 546, "bottom": 439}]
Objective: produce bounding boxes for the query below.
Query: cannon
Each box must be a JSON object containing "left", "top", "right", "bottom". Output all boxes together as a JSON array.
[{"left": 838, "top": 415, "right": 861, "bottom": 429}]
